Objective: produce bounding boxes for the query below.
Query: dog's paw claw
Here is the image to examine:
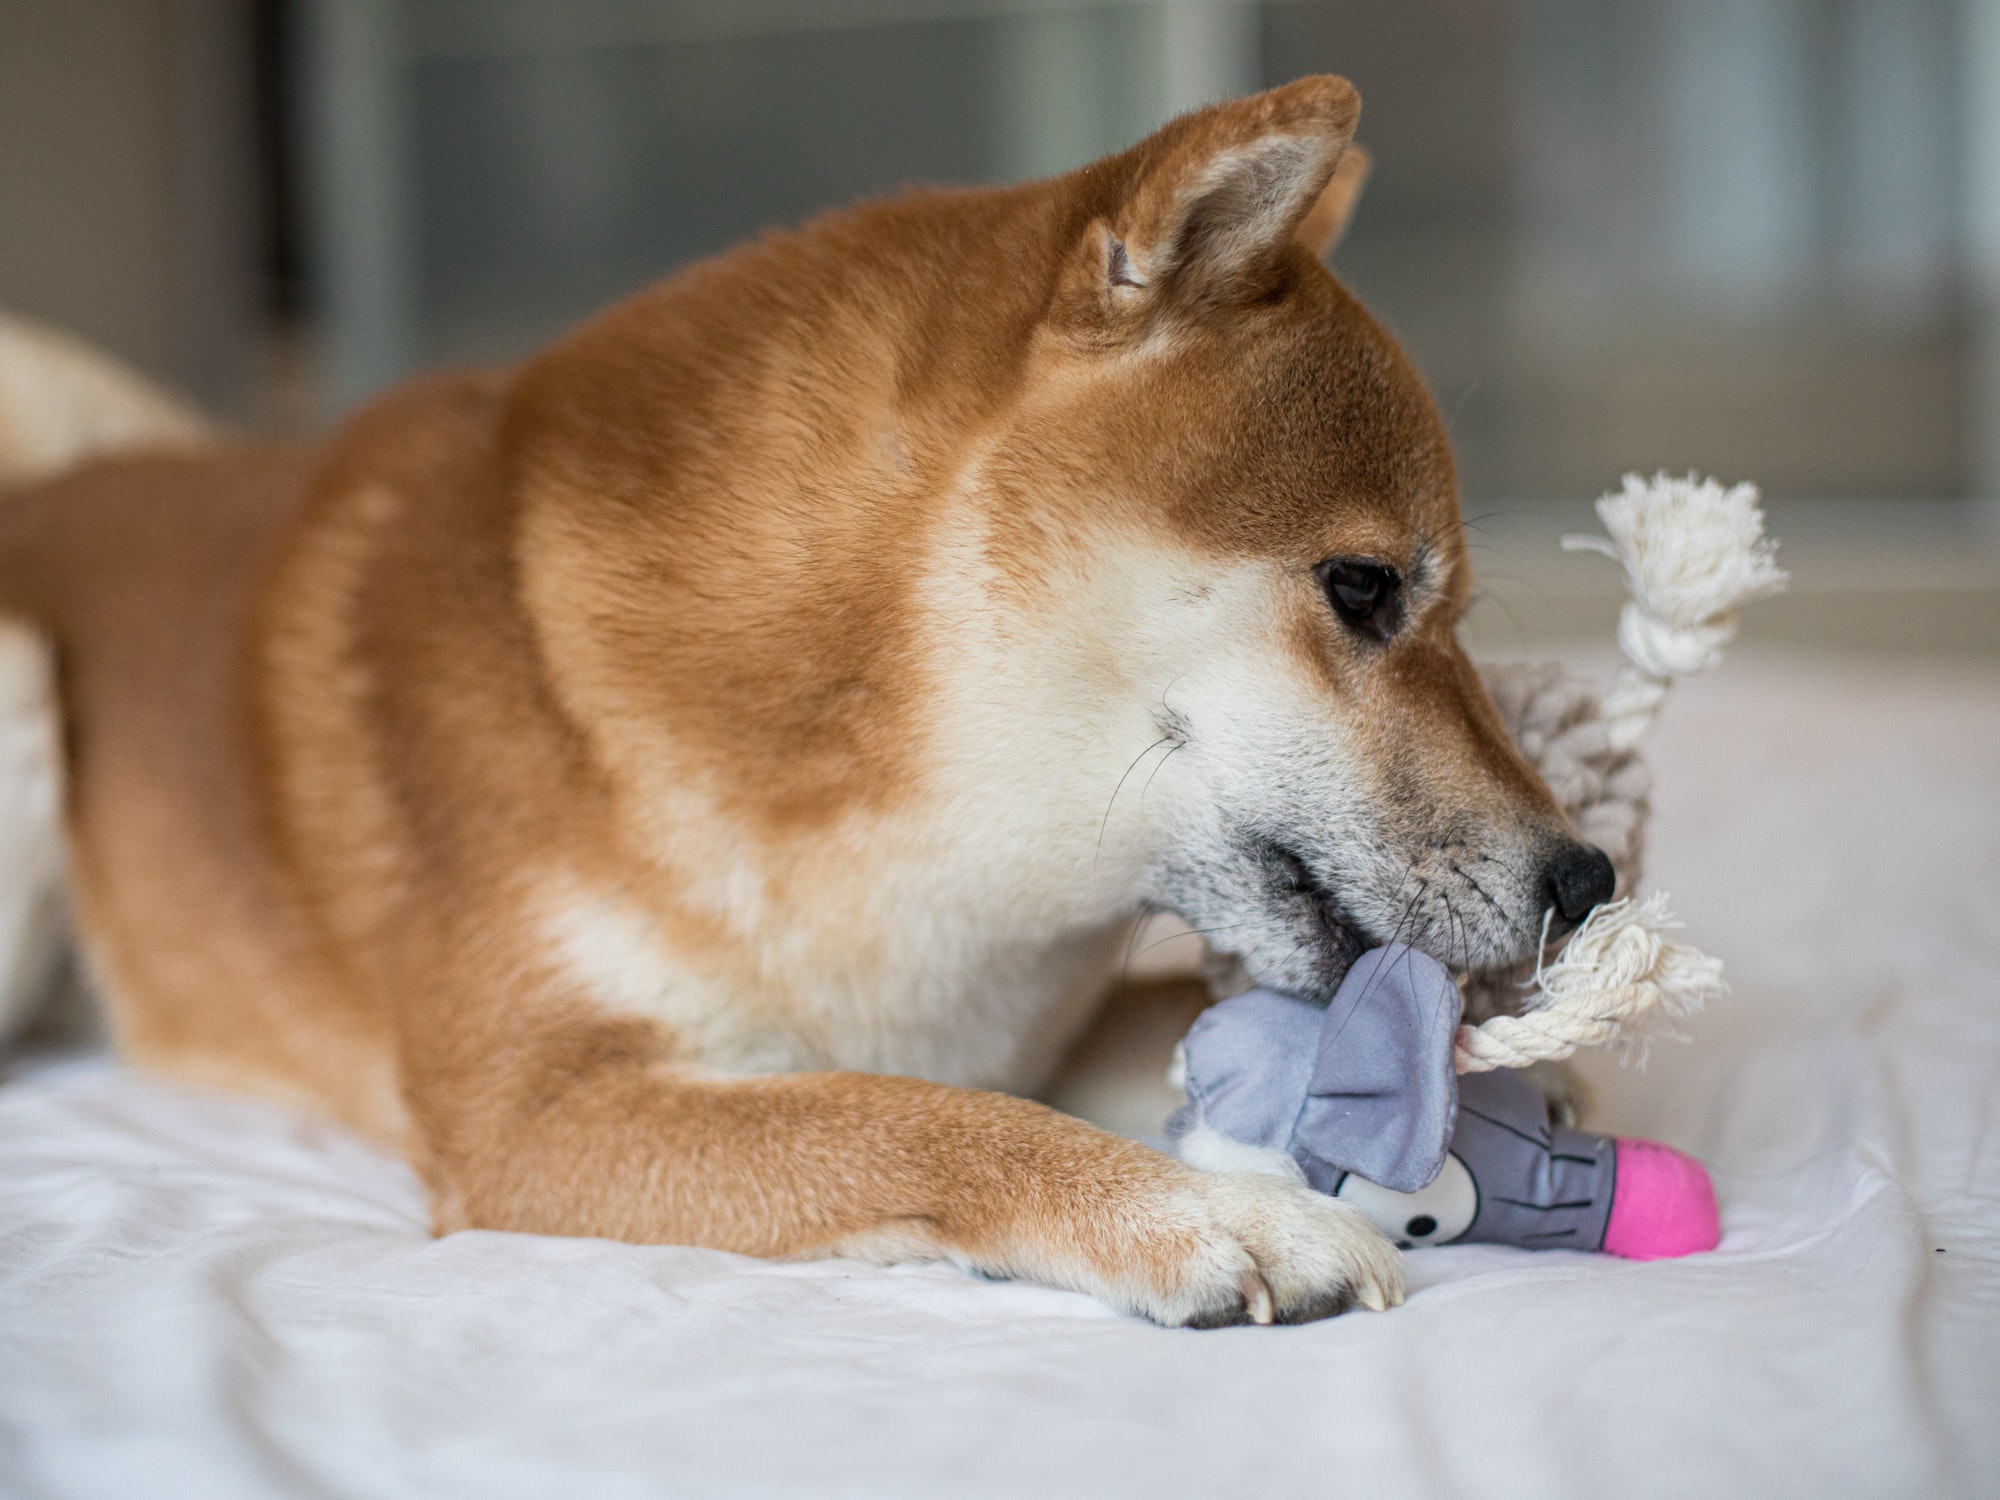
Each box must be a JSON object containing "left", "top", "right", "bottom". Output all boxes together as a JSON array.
[
  {"left": 1241, "top": 1267, "right": 1276, "bottom": 1325},
  {"left": 1112, "top": 1168, "right": 1407, "bottom": 1328}
]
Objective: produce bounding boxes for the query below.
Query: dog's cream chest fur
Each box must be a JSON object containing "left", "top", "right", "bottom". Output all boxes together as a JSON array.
[{"left": 542, "top": 877, "right": 1127, "bottom": 1091}]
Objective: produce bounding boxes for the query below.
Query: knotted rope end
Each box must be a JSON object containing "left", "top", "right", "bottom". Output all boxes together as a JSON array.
[{"left": 1455, "top": 893, "right": 1727, "bottom": 1074}]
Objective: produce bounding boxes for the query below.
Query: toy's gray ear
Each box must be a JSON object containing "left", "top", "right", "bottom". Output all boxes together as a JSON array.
[
  {"left": 1174, "top": 988, "right": 1326, "bottom": 1155},
  {"left": 1290, "top": 945, "right": 1463, "bottom": 1194}
]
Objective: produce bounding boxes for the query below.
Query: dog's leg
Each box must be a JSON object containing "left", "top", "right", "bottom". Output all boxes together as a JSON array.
[{"left": 408, "top": 1015, "right": 1404, "bottom": 1327}]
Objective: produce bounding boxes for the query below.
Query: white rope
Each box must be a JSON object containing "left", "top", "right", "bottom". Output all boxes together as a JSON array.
[
  {"left": 1454, "top": 474, "right": 1779, "bottom": 1072},
  {"left": 1453, "top": 894, "right": 1725, "bottom": 1072},
  {"left": 1563, "top": 473, "right": 1788, "bottom": 750}
]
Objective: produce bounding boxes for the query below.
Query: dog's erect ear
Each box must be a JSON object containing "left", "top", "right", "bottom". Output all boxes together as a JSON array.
[
  {"left": 1063, "top": 76, "right": 1360, "bottom": 324},
  {"left": 1296, "top": 143, "right": 1370, "bottom": 258}
]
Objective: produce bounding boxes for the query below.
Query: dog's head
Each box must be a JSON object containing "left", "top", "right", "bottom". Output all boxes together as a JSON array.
[
  {"left": 512, "top": 77, "right": 1610, "bottom": 1006},
  {"left": 957, "top": 78, "right": 1611, "bottom": 997}
]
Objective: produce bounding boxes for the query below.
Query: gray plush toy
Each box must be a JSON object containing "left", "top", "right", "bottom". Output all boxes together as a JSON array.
[{"left": 1168, "top": 944, "right": 1718, "bottom": 1258}]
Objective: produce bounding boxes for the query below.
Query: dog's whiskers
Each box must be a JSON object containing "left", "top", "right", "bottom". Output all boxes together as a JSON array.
[
  {"left": 1093, "top": 736, "right": 1174, "bottom": 879},
  {"left": 1130, "top": 921, "right": 1243, "bottom": 963}
]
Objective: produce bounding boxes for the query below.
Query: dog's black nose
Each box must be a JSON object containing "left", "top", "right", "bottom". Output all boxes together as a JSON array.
[{"left": 1542, "top": 842, "right": 1616, "bottom": 929}]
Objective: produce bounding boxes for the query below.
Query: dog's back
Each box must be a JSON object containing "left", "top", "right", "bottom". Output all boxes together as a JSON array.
[
  {"left": 0, "top": 353, "right": 540, "bottom": 1145},
  {"left": 0, "top": 443, "right": 392, "bottom": 1111},
  {"left": 0, "top": 315, "right": 209, "bottom": 1047}
]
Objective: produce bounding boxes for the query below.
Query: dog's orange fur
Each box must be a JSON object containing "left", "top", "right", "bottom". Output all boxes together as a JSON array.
[{"left": 0, "top": 80, "right": 1584, "bottom": 1325}]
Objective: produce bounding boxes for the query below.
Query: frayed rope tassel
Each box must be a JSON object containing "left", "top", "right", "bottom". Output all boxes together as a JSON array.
[
  {"left": 1454, "top": 893, "right": 1726, "bottom": 1073},
  {"left": 1456, "top": 473, "right": 1784, "bottom": 1072},
  {"left": 1562, "top": 472, "right": 1788, "bottom": 752}
]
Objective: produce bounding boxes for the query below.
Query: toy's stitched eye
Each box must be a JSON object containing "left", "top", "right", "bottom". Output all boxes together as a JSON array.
[{"left": 1315, "top": 559, "right": 1402, "bottom": 640}]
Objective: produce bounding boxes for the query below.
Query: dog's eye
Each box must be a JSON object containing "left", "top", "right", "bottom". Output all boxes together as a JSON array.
[{"left": 1315, "top": 560, "right": 1402, "bottom": 640}]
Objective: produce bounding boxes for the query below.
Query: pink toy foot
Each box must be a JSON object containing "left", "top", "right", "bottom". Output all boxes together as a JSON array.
[{"left": 1603, "top": 1139, "right": 1720, "bottom": 1260}]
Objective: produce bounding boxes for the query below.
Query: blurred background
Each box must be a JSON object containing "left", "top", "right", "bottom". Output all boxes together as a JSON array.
[{"left": 3, "top": 0, "right": 1996, "bottom": 655}]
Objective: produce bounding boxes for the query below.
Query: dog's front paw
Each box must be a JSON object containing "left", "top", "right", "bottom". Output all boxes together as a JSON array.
[{"left": 1086, "top": 1167, "right": 1406, "bottom": 1328}]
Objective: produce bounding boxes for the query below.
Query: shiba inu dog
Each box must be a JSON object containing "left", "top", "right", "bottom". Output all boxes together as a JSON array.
[{"left": 0, "top": 77, "right": 1613, "bottom": 1326}]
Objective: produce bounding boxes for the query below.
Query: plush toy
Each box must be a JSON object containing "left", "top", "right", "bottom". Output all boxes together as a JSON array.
[
  {"left": 1169, "top": 943, "right": 1721, "bottom": 1256},
  {"left": 1171, "top": 474, "right": 1788, "bottom": 1257}
]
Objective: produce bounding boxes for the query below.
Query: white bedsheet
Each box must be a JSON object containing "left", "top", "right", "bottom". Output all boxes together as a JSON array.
[{"left": 3, "top": 650, "right": 1997, "bottom": 1500}]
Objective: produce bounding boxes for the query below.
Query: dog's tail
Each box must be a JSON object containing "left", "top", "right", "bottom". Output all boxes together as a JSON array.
[{"left": 0, "top": 312, "right": 210, "bottom": 492}]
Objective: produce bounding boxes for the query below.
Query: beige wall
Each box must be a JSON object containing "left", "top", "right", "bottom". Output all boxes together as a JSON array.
[{"left": 0, "top": 0, "right": 260, "bottom": 417}]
